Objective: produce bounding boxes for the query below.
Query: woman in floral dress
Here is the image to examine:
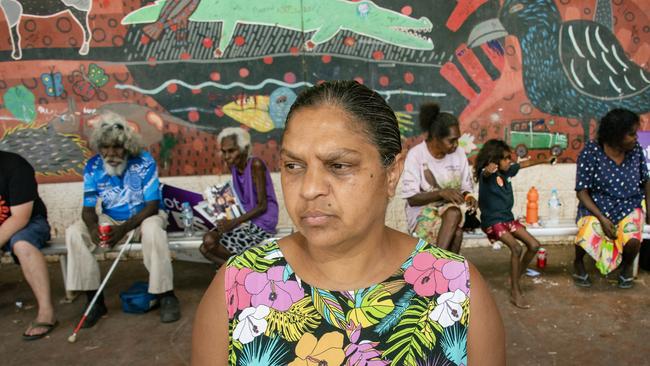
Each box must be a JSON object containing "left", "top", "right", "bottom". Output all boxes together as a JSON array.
[
  {"left": 192, "top": 81, "right": 505, "bottom": 366},
  {"left": 573, "top": 108, "right": 649, "bottom": 288}
]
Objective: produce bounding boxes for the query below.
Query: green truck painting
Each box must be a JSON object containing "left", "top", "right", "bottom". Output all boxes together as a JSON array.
[{"left": 506, "top": 119, "right": 568, "bottom": 158}]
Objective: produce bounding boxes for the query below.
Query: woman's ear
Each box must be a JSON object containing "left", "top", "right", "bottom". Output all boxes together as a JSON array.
[{"left": 386, "top": 152, "right": 405, "bottom": 198}]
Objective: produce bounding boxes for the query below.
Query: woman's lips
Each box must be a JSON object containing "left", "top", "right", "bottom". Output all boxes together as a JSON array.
[{"left": 300, "top": 211, "right": 334, "bottom": 226}]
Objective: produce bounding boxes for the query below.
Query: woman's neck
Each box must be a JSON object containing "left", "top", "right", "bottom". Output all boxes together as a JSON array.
[
  {"left": 234, "top": 157, "right": 248, "bottom": 174},
  {"left": 283, "top": 226, "right": 412, "bottom": 291},
  {"left": 603, "top": 144, "right": 625, "bottom": 164},
  {"left": 426, "top": 139, "right": 446, "bottom": 159}
]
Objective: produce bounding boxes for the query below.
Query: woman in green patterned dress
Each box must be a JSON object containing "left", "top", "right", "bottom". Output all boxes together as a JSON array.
[{"left": 192, "top": 81, "right": 505, "bottom": 366}]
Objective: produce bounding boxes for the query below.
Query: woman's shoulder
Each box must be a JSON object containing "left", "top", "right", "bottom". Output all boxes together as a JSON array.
[
  {"left": 576, "top": 141, "right": 601, "bottom": 163},
  {"left": 249, "top": 156, "right": 267, "bottom": 169},
  {"left": 414, "top": 240, "right": 467, "bottom": 263},
  {"left": 404, "top": 240, "right": 470, "bottom": 286},
  {"left": 403, "top": 241, "right": 471, "bottom": 328},
  {"left": 408, "top": 140, "right": 430, "bottom": 155},
  {"left": 225, "top": 238, "right": 283, "bottom": 271},
  {"left": 581, "top": 140, "right": 600, "bottom": 154},
  {"left": 631, "top": 141, "right": 645, "bottom": 156},
  {"left": 403, "top": 141, "right": 429, "bottom": 168}
]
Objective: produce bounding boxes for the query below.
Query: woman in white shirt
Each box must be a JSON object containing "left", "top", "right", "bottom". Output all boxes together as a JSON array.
[{"left": 401, "top": 103, "right": 476, "bottom": 253}]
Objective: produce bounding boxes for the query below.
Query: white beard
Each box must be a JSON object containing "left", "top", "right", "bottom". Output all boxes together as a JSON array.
[{"left": 103, "top": 159, "right": 127, "bottom": 176}]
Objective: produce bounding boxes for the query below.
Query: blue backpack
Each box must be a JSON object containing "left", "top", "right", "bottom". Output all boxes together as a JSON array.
[{"left": 120, "top": 282, "right": 159, "bottom": 314}]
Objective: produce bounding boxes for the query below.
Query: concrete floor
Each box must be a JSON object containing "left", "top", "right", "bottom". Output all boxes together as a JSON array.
[{"left": 1, "top": 244, "right": 648, "bottom": 366}]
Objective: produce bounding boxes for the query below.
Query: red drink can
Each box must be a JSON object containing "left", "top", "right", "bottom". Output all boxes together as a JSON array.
[
  {"left": 98, "top": 223, "right": 111, "bottom": 247},
  {"left": 536, "top": 247, "right": 547, "bottom": 269}
]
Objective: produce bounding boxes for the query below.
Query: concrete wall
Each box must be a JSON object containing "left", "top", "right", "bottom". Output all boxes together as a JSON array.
[{"left": 40, "top": 164, "right": 578, "bottom": 245}]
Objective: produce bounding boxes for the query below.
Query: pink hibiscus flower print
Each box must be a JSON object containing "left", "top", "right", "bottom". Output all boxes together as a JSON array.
[
  {"left": 225, "top": 266, "right": 253, "bottom": 319},
  {"left": 245, "top": 266, "right": 305, "bottom": 311},
  {"left": 344, "top": 321, "right": 389, "bottom": 366},
  {"left": 404, "top": 252, "right": 450, "bottom": 297},
  {"left": 441, "top": 260, "right": 469, "bottom": 296}
]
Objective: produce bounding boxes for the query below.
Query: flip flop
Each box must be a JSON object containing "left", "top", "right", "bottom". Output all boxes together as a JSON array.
[
  {"left": 22, "top": 320, "right": 58, "bottom": 341},
  {"left": 618, "top": 275, "right": 634, "bottom": 289},
  {"left": 525, "top": 268, "right": 540, "bottom": 277},
  {"left": 572, "top": 273, "right": 592, "bottom": 288}
]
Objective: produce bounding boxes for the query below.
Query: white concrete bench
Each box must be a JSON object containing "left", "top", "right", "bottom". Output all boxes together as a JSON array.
[
  {"left": 463, "top": 221, "right": 650, "bottom": 276},
  {"left": 38, "top": 226, "right": 295, "bottom": 258},
  {"left": 2, "top": 227, "right": 295, "bottom": 293}
]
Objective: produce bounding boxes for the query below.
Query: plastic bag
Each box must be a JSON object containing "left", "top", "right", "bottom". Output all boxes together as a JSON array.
[{"left": 119, "top": 281, "right": 159, "bottom": 314}]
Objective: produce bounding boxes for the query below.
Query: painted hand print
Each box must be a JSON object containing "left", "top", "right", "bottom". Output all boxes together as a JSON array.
[{"left": 0, "top": 0, "right": 648, "bottom": 182}]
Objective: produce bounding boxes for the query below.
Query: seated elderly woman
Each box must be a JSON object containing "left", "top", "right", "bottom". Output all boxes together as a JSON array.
[
  {"left": 199, "top": 127, "right": 279, "bottom": 263},
  {"left": 192, "top": 81, "right": 505, "bottom": 366},
  {"left": 573, "top": 108, "right": 649, "bottom": 289}
]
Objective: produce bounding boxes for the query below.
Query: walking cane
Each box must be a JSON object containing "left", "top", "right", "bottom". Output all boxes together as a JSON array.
[{"left": 68, "top": 230, "right": 135, "bottom": 343}]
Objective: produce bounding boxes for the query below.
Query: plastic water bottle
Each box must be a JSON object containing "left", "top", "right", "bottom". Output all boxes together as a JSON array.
[
  {"left": 547, "top": 188, "right": 561, "bottom": 226},
  {"left": 181, "top": 202, "right": 194, "bottom": 237}
]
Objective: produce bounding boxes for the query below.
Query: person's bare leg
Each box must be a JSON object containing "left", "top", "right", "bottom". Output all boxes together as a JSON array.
[
  {"left": 574, "top": 245, "right": 588, "bottom": 276},
  {"left": 620, "top": 238, "right": 641, "bottom": 279},
  {"left": 498, "top": 233, "right": 529, "bottom": 309},
  {"left": 512, "top": 227, "right": 541, "bottom": 278},
  {"left": 12, "top": 241, "right": 56, "bottom": 336},
  {"left": 437, "top": 207, "right": 462, "bottom": 251},
  {"left": 449, "top": 228, "right": 463, "bottom": 254}
]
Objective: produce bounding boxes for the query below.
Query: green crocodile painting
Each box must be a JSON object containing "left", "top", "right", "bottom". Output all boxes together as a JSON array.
[{"left": 122, "top": 0, "right": 433, "bottom": 57}]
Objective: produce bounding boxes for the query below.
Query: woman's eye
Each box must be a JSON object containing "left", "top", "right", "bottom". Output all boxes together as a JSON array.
[
  {"left": 281, "top": 162, "right": 297, "bottom": 171},
  {"left": 330, "top": 163, "right": 351, "bottom": 172}
]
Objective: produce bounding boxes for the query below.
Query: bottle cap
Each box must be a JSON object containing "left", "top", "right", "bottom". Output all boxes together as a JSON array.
[{"left": 182, "top": 202, "right": 191, "bottom": 209}]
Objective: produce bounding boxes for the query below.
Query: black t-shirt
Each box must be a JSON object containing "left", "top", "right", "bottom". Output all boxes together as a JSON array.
[
  {"left": 478, "top": 163, "right": 520, "bottom": 228},
  {"left": 0, "top": 151, "right": 47, "bottom": 225}
]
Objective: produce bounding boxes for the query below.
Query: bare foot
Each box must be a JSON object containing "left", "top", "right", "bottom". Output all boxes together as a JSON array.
[
  {"left": 519, "top": 266, "right": 529, "bottom": 278},
  {"left": 24, "top": 313, "right": 57, "bottom": 337},
  {"left": 510, "top": 293, "right": 531, "bottom": 309}
]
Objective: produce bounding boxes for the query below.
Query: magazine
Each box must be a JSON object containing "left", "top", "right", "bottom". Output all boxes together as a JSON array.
[
  {"left": 160, "top": 184, "right": 213, "bottom": 232},
  {"left": 196, "top": 181, "right": 246, "bottom": 223}
]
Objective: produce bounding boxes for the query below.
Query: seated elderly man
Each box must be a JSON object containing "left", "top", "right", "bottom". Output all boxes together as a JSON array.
[
  {"left": 0, "top": 150, "right": 57, "bottom": 340},
  {"left": 200, "top": 127, "right": 279, "bottom": 263},
  {"left": 65, "top": 112, "right": 179, "bottom": 327}
]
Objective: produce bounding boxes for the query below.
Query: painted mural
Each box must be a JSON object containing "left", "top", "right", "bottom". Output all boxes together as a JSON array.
[{"left": 0, "top": 0, "right": 648, "bottom": 183}]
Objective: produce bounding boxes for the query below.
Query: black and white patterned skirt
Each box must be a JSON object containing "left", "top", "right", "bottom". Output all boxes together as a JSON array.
[{"left": 219, "top": 222, "right": 274, "bottom": 255}]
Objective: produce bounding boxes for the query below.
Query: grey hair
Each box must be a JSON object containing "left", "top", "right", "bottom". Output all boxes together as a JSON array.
[
  {"left": 89, "top": 111, "right": 142, "bottom": 156},
  {"left": 217, "top": 127, "right": 251, "bottom": 156}
]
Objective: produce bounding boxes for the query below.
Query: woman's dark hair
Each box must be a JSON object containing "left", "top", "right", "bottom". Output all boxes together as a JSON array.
[
  {"left": 419, "top": 102, "right": 459, "bottom": 140},
  {"left": 284, "top": 80, "right": 401, "bottom": 167},
  {"left": 597, "top": 108, "right": 640, "bottom": 147},
  {"left": 474, "top": 139, "right": 512, "bottom": 181}
]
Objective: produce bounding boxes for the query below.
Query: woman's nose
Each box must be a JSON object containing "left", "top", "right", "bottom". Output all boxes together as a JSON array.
[{"left": 300, "top": 166, "right": 329, "bottom": 200}]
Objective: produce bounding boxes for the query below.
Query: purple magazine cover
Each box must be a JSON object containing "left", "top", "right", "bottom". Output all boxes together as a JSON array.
[{"left": 161, "top": 184, "right": 214, "bottom": 232}]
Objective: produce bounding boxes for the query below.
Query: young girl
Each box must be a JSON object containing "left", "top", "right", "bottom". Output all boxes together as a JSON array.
[{"left": 475, "top": 139, "right": 552, "bottom": 308}]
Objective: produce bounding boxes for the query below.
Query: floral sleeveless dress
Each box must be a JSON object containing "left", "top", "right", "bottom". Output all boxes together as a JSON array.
[{"left": 225, "top": 239, "right": 471, "bottom": 366}]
